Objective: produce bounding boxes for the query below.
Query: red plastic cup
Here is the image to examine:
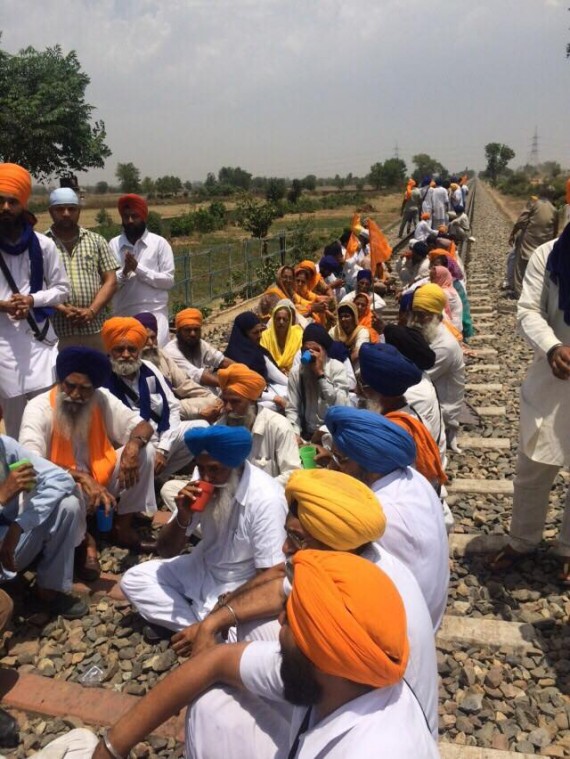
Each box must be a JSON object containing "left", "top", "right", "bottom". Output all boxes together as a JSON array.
[{"left": 189, "top": 480, "right": 215, "bottom": 512}]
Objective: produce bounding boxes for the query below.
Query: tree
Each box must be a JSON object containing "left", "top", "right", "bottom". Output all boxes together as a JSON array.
[
  {"left": 0, "top": 41, "right": 111, "bottom": 180},
  {"left": 381, "top": 158, "right": 407, "bottom": 188},
  {"left": 333, "top": 174, "right": 345, "bottom": 190},
  {"left": 94, "top": 181, "right": 108, "bottom": 194},
  {"left": 183, "top": 180, "right": 193, "bottom": 191},
  {"left": 265, "top": 178, "right": 287, "bottom": 203},
  {"left": 484, "top": 143, "right": 515, "bottom": 185},
  {"left": 412, "top": 153, "right": 446, "bottom": 182},
  {"left": 235, "top": 195, "right": 278, "bottom": 238},
  {"left": 287, "top": 179, "right": 303, "bottom": 204},
  {"left": 218, "top": 166, "right": 252, "bottom": 191},
  {"left": 155, "top": 175, "right": 182, "bottom": 196},
  {"left": 302, "top": 174, "right": 317, "bottom": 191},
  {"left": 141, "top": 176, "right": 155, "bottom": 195},
  {"left": 368, "top": 163, "right": 385, "bottom": 191},
  {"left": 116, "top": 162, "right": 141, "bottom": 193}
]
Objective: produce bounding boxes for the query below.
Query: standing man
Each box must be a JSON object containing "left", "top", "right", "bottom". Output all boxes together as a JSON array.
[
  {"left": 110, "top": 194, "right": 174, "bottom": 346},
  {"left": 510, "top": 190, "right": 557, "bottom": 298},
  {"left": 46, "top": 188, "right": 118, "bottom": 351},
  {"left": 0, "top": 163, "right": 69, "bottom": 438}
]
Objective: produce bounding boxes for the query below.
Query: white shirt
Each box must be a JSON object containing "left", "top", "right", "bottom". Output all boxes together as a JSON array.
[
  {"left": 413, "top": 221, "right": 438, "bottom": 242},
  {"left": 286, "top": 358, "right": 351, "bottom": 436},
  {"left": 405, "top": 374, "right": 447, "bottom": 464},
  {"left": 0, "top": 233, "right": 69, "bottom": 398},
  {"left": 372, "top": 467, "right": 449, "bottom": 630},
  {"left": 163, "top": 337, "right": 225, "bottom": 384},
  {"left": 426, "top": 322, "right": 465, "bottom": 431},
  {"left": 431, "top": 187, "right": 449, "bottom": 221},
  {"left": 249, "top": 407, "right": 301, "bottom": 486},
  {"left": 340, "top": 290, "right": 386, "bottom": 312}
]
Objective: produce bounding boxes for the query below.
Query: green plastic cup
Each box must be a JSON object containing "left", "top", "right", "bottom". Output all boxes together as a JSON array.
[
  {"left": 299, "top": 445, "right": 317, "bottom": 469},
  {"left": 9, "top": 459, "right": 35, "bottom": 490}
]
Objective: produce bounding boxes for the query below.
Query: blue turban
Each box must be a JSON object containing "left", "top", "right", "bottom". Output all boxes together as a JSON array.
[
  {"left": 359, "top": 343, "right": 422, "bottom": 396},
  {"left": 303, "top": 323, "right": 332, "bottom": 351},
  {"left": 49, "top": 187, "right": 79, "bottom": 207},
  {"left": 134, "top": 312, "right": 158, "bottom": 333},
  {"left": 319, "top": 255, "right": 342, "bottom": 275},
  {"left": 56, "top": 347, "right": 111, "bottom": 388},
  {"left": 356, "top": 269, "right": 372, "bottom": 282},
  {"left": 184, "top": 425, "right": 252, "bottom": 467},
  {"left": 325, "top": 406, "right": 416, "bottom": 475}
]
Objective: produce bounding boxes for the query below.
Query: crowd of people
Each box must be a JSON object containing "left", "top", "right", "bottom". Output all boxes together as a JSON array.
[{"left": 0, "top": 158, "right": 568, "bottom": 758}]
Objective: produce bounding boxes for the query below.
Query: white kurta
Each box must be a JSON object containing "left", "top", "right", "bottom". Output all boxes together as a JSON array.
[
  {"left": 0, "top": 233, "right": 69, "bottom": 398},
  {"left": 286, "top": 358, "right": 351, "bottom": 437},
  {"left": 163, "top": 337, "right": 226, "bottom": 384},
  {"left": 110, "top": 230, "right": 175, "bottom": 346},
  {"left": 372, "top": 467, "right": 449, "bottom": 631},
  {"left": 517, "top": 239, "right": 570, "bottom": 465},
  {"left": 405, "top": 374, "right": 447, "bottom": 465},
  {"left": 426, "top": 322, "right": 465, "bottom": 432},
  {"left": 248, "top": 407, "right": 301, "bottom": 486}
]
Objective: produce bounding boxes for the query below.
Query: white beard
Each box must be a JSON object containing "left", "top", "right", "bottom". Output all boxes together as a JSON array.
[
  {"left": 54, "top": 390, "right": 96, "bottom": 443},
  {"left": 224, "top": 404, "right": 257, "bottom": 431},
  {"left": 203, "top": 469, "right": 241, "bottom": 532},
  {"left": 407, "top": 313, "right": 440, "bottom": 344},
  {"left": 142, "top": 347, "right": 160, "bottom": 368},
  {"left": 111, "top": 357, "right": 142, "bottom": 376}
]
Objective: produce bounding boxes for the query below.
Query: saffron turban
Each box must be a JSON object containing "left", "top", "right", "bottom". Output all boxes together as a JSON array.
[
  {"left": 302, "top": 323, "right": 332, "bottom": 351},
  {"left": 325, "top": 406, "right": 416, "bottom": 475},
  {"left": 421, "top": 212, "right": 431, "bottom": 221},
  {"left": 134, "top": 312, "right": 158, "bottom": 333},
  {"left": 383, "top": 324, "right": 435, "bottom": 371},
  {"left": 218, "top": 363, "right": 266, "bottom": 400},
  {"left": 412, "top": 283, "right": 447, "bottom": 315},
  {"left": 287, "top": 550, "right": 409, "bottom": 688},
  {"left": 356, "top": 269, "right": 372, "bottom": 282},
  {"left": 184, "top": 425, "right": 252, "bottom": 467},
  {"left": 118, "top": 194, "right": 148, "bottom": 221},
  {"left": 101, "top": 317, "right": 148, "bottom": 352},
  {"left": 386, "top": 411, "right": 447, "bottom": 486},
  {"left": 0, "top": 164, "right": 32, "bottom": 207},
  {"left": 56, "top": 346, "right": 111, "bottom": 388},
  {"left": 175, "top": 308, "right": 203, "bottom": 329},
  {"left": 286, "top": 469, "right": 386, "bottom": 550},
  {"left": 49, "top": 188, "right": 79, "bottom": 207},
  {"left": 359, "top": 343, "right": 422, "bottom": 396}
]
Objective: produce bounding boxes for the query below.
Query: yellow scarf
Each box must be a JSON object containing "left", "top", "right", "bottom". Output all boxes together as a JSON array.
[{"left": 261, "top": 302, "right": 303, "bottom": 372}]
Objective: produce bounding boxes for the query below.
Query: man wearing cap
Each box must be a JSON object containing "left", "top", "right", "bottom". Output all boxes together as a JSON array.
[
  {"left": 0, "top": 163, "right": 69, "bottom": 438},
  {"left": 110, "top": 194, "right": 174, "bottom": 346},
  {"left": 286, "top": 323, "right": 350, "bottom": 442},
  {"left": 91, "top": 551, "right": 438, "bottom": 759},
  {"left": 407, "top": 283, "right": 465, "bottom": 452},
  {"left": 325, "top": 406, "right": 449, "bottom": 630},
  {"left": 120, "top": 425, "right": 287, "bottom": 638},
  {"left": 46, "top": 188, "right": 118, "bottom": 351},
  {"left": 19, "top": 346, "right": 158, "bottom": 555},
  {"left": 163, "top": 307, "right": 234, "bottom": 387}
]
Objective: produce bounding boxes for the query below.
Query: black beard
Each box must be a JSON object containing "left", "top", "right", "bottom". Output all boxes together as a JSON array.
[
  {"left": 123, "top": 222, "right": 146, "bottom": 242},
  {"left": 0, "top": 215, "right": 23, "bottom": 238},
  {"left": 280, "top": 646, "right": 322, "bottom": 706}
]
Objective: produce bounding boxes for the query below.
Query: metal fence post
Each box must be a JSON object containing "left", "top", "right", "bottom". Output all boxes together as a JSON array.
[{"left": 279, "top": 232, "right": 286, "bottom": 266}]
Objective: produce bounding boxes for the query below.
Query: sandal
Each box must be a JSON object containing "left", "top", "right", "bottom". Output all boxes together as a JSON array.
[{"left": 488, "top": 544, "right": 529, "bottom": 572}]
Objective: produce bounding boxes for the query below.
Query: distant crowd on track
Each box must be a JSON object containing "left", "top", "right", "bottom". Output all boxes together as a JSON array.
[{"left": 0, "top": 160, "right": 568, "bottom": 758}]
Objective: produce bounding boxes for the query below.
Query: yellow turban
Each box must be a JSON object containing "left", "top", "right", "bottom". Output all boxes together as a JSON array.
[
  {"left": 101, "top": 317, "right": 148, "bottom": 351},
  {"left": 218, "top": 363, "right": 266, "bottom": 401},
  {"left": 175, "top": 308, "right": 203, "bottom": 329},
  {"left": 287, "top": 550, "right": 409, "bottom": 688},
  {"left": 412, "top": 283, "right": 447, "bottom": 315},
  {"left": 285, "top": 469, "right": 386, "bottom": 550},
  {"left": 0, "top": 164, "right": 32, "bottom": 207}
]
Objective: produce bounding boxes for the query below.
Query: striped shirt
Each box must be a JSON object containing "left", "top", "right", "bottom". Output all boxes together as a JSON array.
[{"left": 46, "top": 227, "right": 119, "bottom": 336}]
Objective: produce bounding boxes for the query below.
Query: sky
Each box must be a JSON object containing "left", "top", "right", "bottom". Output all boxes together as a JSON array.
[{"left": 2, "top": 0, "right": 570, "bottom": 184}]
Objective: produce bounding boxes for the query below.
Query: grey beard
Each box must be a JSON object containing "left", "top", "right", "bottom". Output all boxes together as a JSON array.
[
  {"left": 54, "top": 391, "right": 96, "bottom": 442},
  {"left": 225, "top": 404, "right": 257, "bottom": 431},
  {"left": 407, "top": 314, "right": 440, "bottom": 344},
  {"left": 142, "top": 347, "right": 160, "bottom": 367},
  {"left": 204, "top": 469, "right": 241, "bottom": 531},
  {"left": 111, "top": 357, "right": 143, "bottom": 376}
]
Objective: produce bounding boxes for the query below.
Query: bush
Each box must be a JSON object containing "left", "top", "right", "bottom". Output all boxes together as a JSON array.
[
  {"left": 95, "top": 208, "right": 113, "bottom": 226},
  {"left": 170, "top": 214, "right": 195, "bottom": 237},
  {"left": 146, "top": 211, "right": 165, "bottom": 235}
]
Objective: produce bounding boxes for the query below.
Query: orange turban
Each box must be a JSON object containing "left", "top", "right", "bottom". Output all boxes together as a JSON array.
[
  {"left": 0, "top": 164, "right": 32, "bottom": 207},
  {"left": 412, "top": 283, "right": 447, "bottom": 315},
  {"left": 118, "top": 194, "right": 148, "bottom": 221},
  {"left": 287, "top": 550, "right": 409, "bottom": 688},
  {"left": 421, "top": 212, "right": 431, "bottom": 221},
  {"left": 218, "top": 363, "right": 266, "bottom": 400},
  {"left": 101, "top": 317, "right": 148, "bottom": 352},
  {"left": 385, "top": 411, "right": 447, "bottom": 486},
  {"left": 175, "top": 308, "right": 203, "bottom": 329}
]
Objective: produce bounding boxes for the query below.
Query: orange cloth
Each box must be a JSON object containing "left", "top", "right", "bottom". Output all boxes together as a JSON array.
[
  {"left": 218, "top": 363, "right": 265, "bottom": 400},
  {"left": 118, "top": 194, "right": 148, "bottom": 221},
  {"left": 49, "top": 387, "right": 117, "bottom": 486},
  {"left": 428, "top": 248, "right": 450, "bottom": 262},
  {"left": 175, "top": 308, "right": 203, "bottom": 329},
  {"left": 0, "top": 164, "right": 32, "bottom": 207},
  {"left": 101, "top": 317, "right": 148, "bottom": 351},
  {"left": 286, "top": 550, "right": 409, "bottom": 688},
  {"left": 345, "top": 213, "right": 361, "bottom": 259},
  {"left": 404, "top": 178, "right": 416, "bottom": 201},
  {"left": 367, "top": 219, "right": 392, "bottom": 278},
  {"left": 421, "top": 212, "right": 431, "bottom": 221},
  {"left": 386, "top": 411, "right": 447, "bottom": 486},
  {"left": 353, "top": 294, "right": 379, "bottom": 343},
  {"left": 295, "top": 260, "right": 321, "bottom": 292},
  {"left": 443, "top": 319, "right": 463, "bottom": 342}
]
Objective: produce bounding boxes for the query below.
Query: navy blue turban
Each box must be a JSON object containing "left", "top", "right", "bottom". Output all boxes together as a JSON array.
[
  {"left": 319, "top": 255, "right": 343, "bottom": 275},
  {"left": 56, "top": 347, "right": 111, "bottom": 388},
  {"left": 383, "top": 324, "right": 436, "bottom": 371},
  {"left": 134, "top": 312, "right": 158, "bottom": 333},
  {"left": 184, "top": 425, "right": 252, "bottom": 468},
  {"left": 303, "top": 323, "right": 333, "bottom": 351},
  {"left": 325, "top": 406, "right": 416, "bottom": 475},
  {"left": 546, "top": 222, "right": 570, "bottom": 326},
  {"left": 359, "top": 343, "right": 422, "bottom": 396},
  {"left": 357, "top": 269, "right": 373, "bottom": 282}
]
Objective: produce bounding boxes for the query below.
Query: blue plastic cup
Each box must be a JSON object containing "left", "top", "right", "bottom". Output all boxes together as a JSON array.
[
  {"left": 300, "top": 349, "right": 314, "bottom": 366},
  {"left": 96, "top": 504, "right": 114, "bottom": 533}
]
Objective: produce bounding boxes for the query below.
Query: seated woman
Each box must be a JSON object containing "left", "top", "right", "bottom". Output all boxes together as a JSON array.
[
  {"left": 225, "top": 312, "right": 288, "bottom": 409},
  {"left": 429, "top": 251, "right": 474, "bottom": 340},
  {"left": 294, "top": 262, "right": 335, "bottom": 328},
  {"left": 429, "top": 265, "right": 464, "bottom": 334},
  {"left": 260, "top": 300, "right": 303, "bottom": 375},
  {"left": 329, "top": 302, "right": 370, "bottom": 375},
  {"left": 352, "top": 292, "right": 379, "bottom": 343}
]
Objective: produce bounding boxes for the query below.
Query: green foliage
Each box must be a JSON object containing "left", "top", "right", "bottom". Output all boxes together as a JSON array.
[
  {"left": 483, "top": 143, "right": 515, "bottom": 186},
  {"left": 116, "top": 162, "right": 141, "bottom": 193},
  {"left": 235, "top": 195, "right": 278, "bottom": 238},
  {"left": 411, "top": 153, "right": 447, "bottom": 182},
  {"left": 287, "top": 216, "right": 319, "bottom": 263},
  {"left": 0, "top": 42, "right": 111, "bottom": 179},
  {"left": 170, "top": 214, "right": 195, "bottom": 237},
  {"left": 287, "top": 179, "right": 303, "bottom": 204},
  {"left": 368, "top": 159, "right": 407, "bottom": 190},
  {"left": 95, "top": 222, "right": 121, "bottom": 241},
  {"left": 141, "top": 176, "right": 155, "bottom": 195},
  {"left": 266, "top": 178, "right": 287, "bottom": 203},
  {"left": 302, "top": 174, "right": 317, "bottom": 191},
  {"left": 169, "top": 203, "right": 226, "bottom": 238},
  {"left": 155, "top": 175, "right": 182, "bottom": 196},
  {"left": 218, "top": 166, "right": 252, "bottom": 191},
  {"left": 95, "top": 181, "right": 108, "bottom": 194},
  {"left": 95, "top": 208, "right": 112, "bottom": 225},
  {"left": 146, "top": 211, "right": 165, "bottom": 236}
]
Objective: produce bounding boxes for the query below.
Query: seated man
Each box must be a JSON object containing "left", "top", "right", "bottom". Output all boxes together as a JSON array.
[
  {"left": 325, "top": 406, "right": 449, "bottom": 631},
  {"left": 120, "top": 425, "right": 287, "bottom": 638},
  {"left": 163, "top": 308, "right": 233, "bottom": 388},
  {"left": 0, "top": 423, "right": 87, "bottom": 619},
  {"left": 90, "top": 551, "right": 437, "bottom": 759},
  {"left": 286, "top": 323, "right": 350, "bottom": 442},
  {"left": 135, "top": 312, "right": 223, "bottom": 424},
  {"left": 19, "top": 346, "right": 157, "bottom": 554},
  {"left": 340, "top": 269, "right": 386, "bottom": 311}
]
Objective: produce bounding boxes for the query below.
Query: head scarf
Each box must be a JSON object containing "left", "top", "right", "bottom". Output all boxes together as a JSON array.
[
  {"left": 430, "top": 265, "right": 453, "bottom": 289},
  {"left": 175, "top": 308, "right": 203, "bottom": 329},
  {"left": 385, "top": 411, "right": 447, "bottom": 486},
  {"left": 359, "top": 343, "right": 422, "bottom": 396},
  {"left": 218, "top": 363, "right": 266, "bottom": 400},
  {"left": 56, "top": 347, "right": 111, "bottom": 388},
  {"left": 331, "top": 302, "right": 362, "bottom": 348},
  {"left": 287, "top": 550, "right": 409, "bottom": 688},
  {"left": 302, "top": 322, "right": 332, "bottom": 352},
  {"left": 412, "top": 283, "right": 447, "bottom": 315},
  {"left": 383, "top": 324, "right": 435, "bottom": 371},
  {"left": 134, "top": 312, "right": 158, "bottom": 334},
  {"left": 326, "top": 406, "right": 416, "bottom": 475},
  {"left": 101, "top": 317, "right": 148, "bottom": 351},
  {"left": 286, "top": 469, "right": 386, "bottom": 550},
  {"left": 0, "top": 164, "right": 32, "bottom": 206},
  {"left": 49, "top": 188, "right": 79, "bottom": 207},
  {"left": 260, "top": 299, "right": 303, "bottom": 372},
  {"left": 546, "top": 223, "right": 570, "bottom": 325},
  {"left": 225, "top": 311, "right": 274, "bottom": 379},
  {"left": 353, "top": 293, "right": 378, "bottom": 343},
  {"left": 295, "top": 260, "right": 320, "bottom": 292},
  {"left": 356, "top": 269, "right": 372, "bottom": 283},
  {"left": 184, "top": 425, "right": 252, "bottom": 467},
  {"left": 118, "top": 194, "right": 148, "bottom": 221},
  {"left": 267, "top": 266, "right": 296, "bottom": 301}
]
